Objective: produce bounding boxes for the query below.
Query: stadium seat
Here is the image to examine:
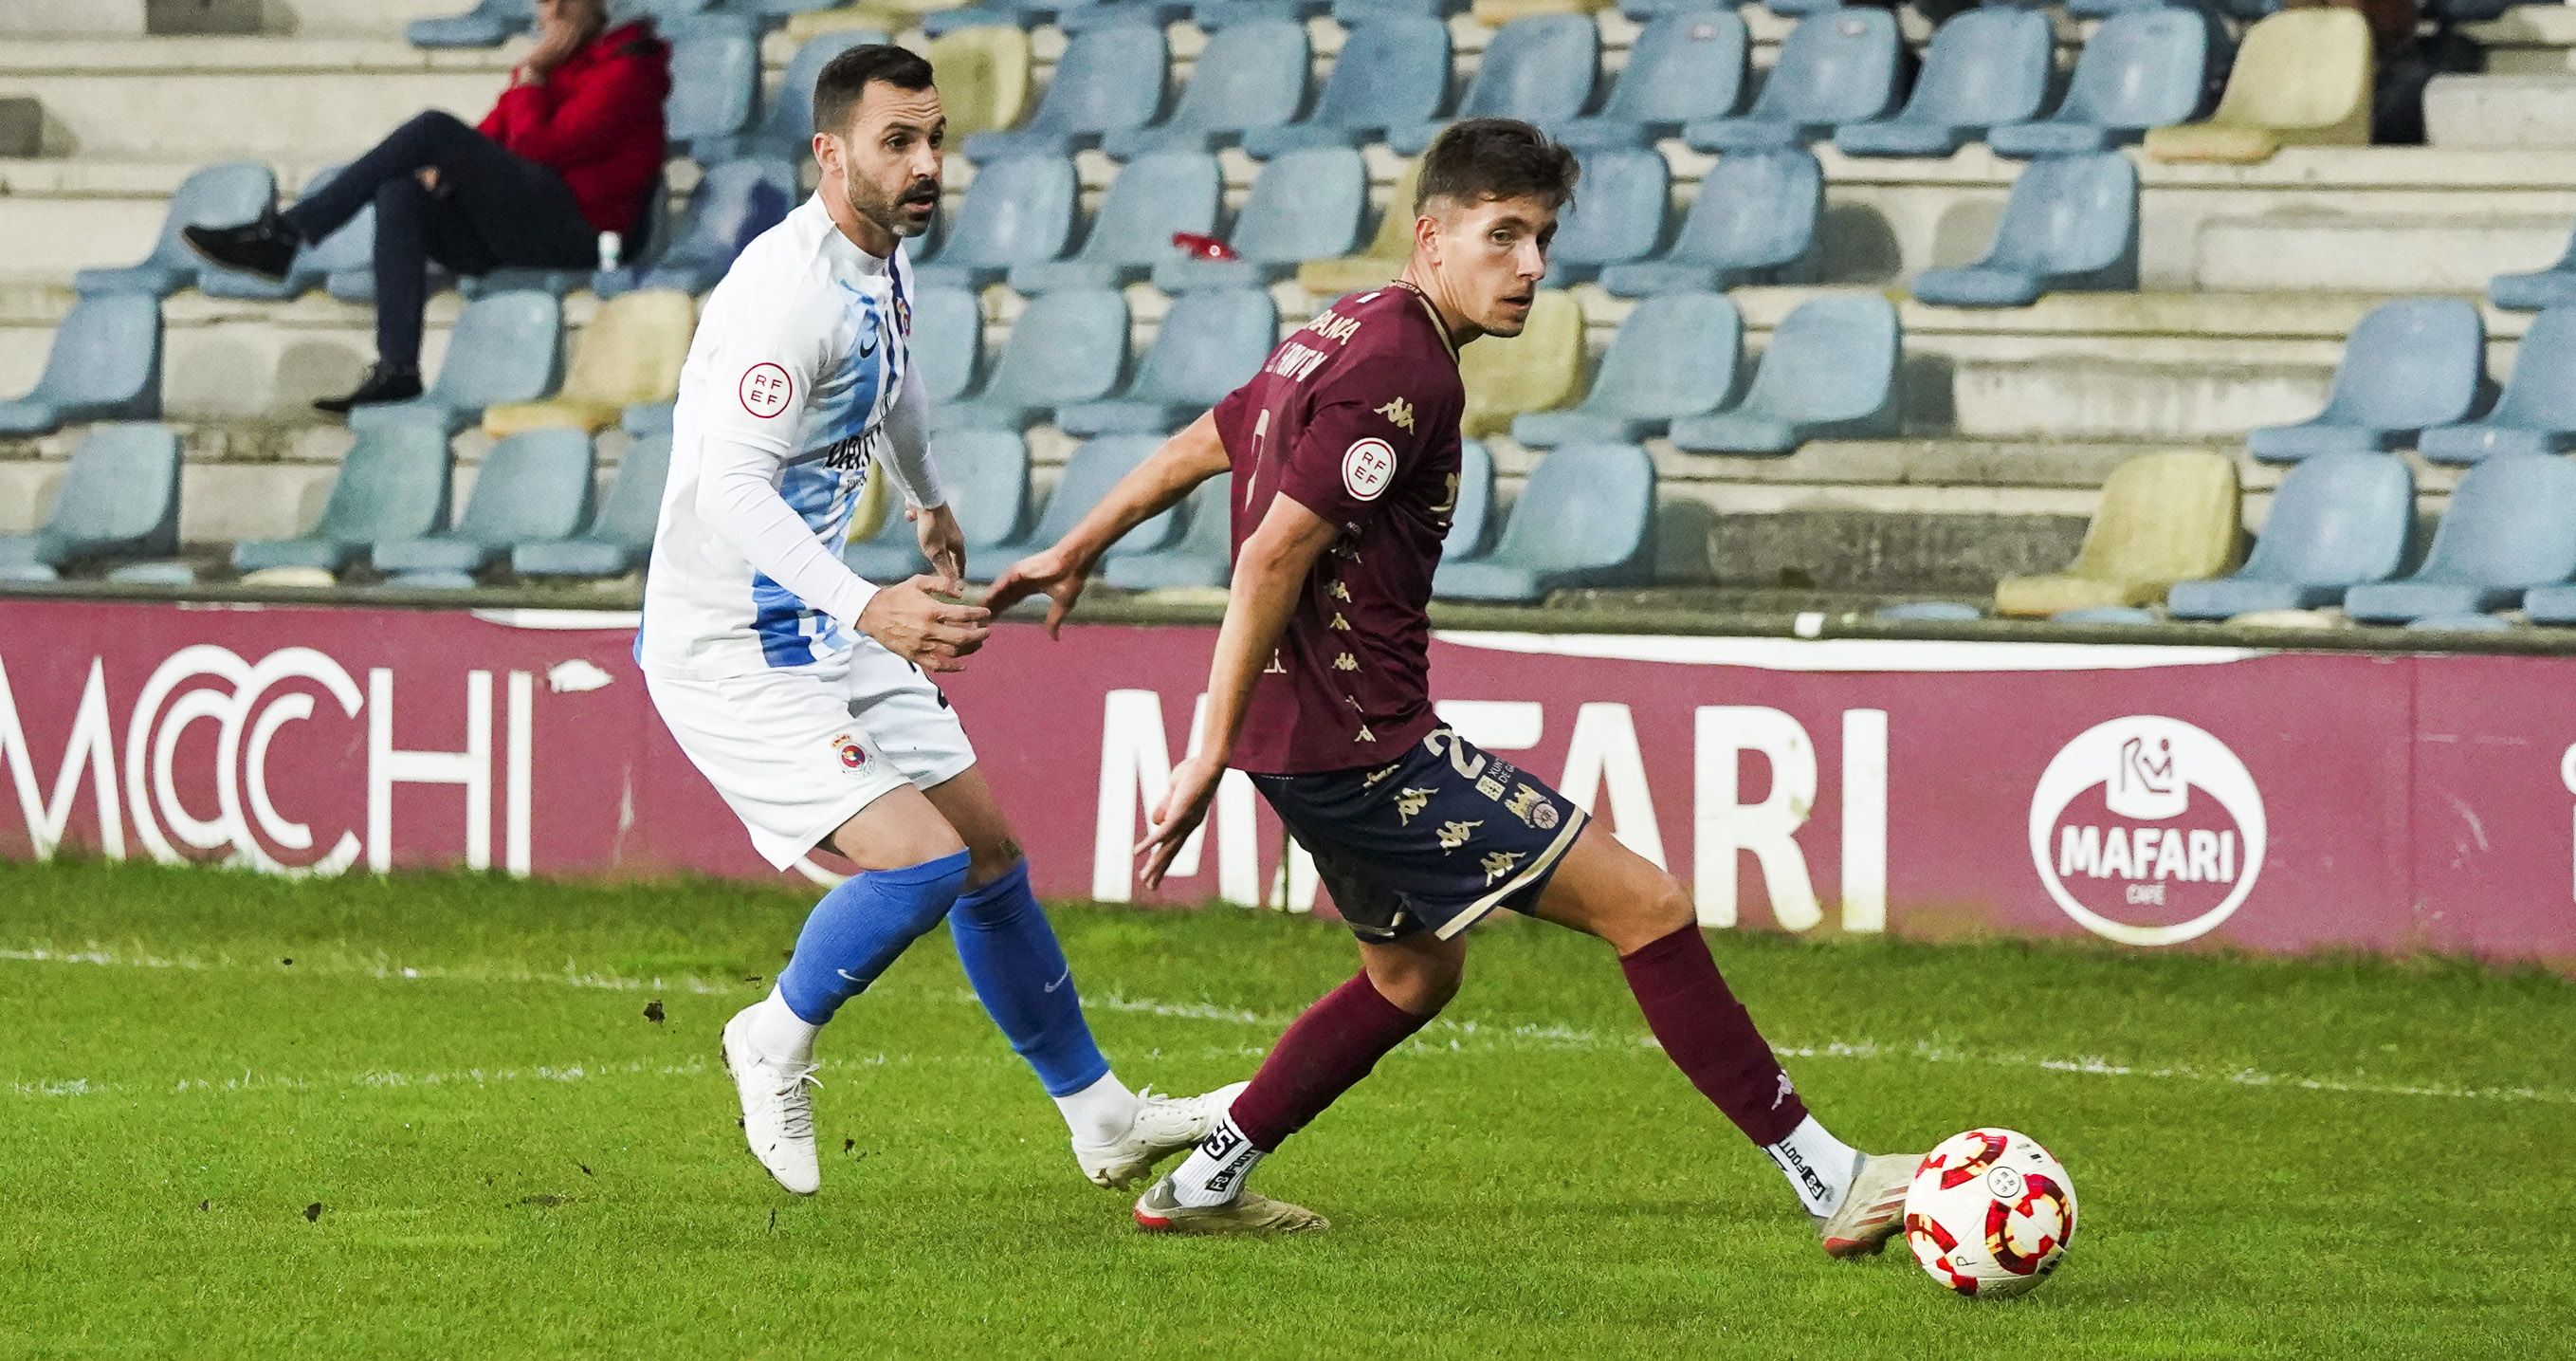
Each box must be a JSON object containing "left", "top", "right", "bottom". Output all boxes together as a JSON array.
[
  {"left": 976, "top": 435, "right": 1187, "bottom": 570},
  {"left": 1009, "top": 152, "right": 1222, "bottom": 291},
  {"left": 1874, "top": 600, "right": 1982, "bottom": 623},
  {"left": 1557, "top": 9, "right": 1749, "bottom": 149},
  {"left": 372, "top": 430, "right": 596, "bottom": 576},
  {"left": 911, "top": 285, "right": 985, "bottom": 405},
  {"left": 1542, "top": 148, "right": 1671, "bottom": 285},
  {"left": 921, "top": 0, "right": 1057, "bottom": 36},
  {"left": 1988, "top": 9, "right": 2221, "bottom": 157},
  {"left": 1150, "top": 148, "right": 1367, "bottom": 291},
  {"left": 2146, "top": 9, "right": 2370, "bottom": 164},
  {"left": 1192, "top": 1, "right": 1331, "bottom": 27},
  {"left": 1386, "top": 15, "right": 1598, "bottom": 156},
  {"left": 1446, "top": 438, "right": 1499, "bottom": 562},
  {"left": 1912, "top": 152, "right": 2140, "bottom": 307},
  {"left": 1297, "top": 157, "right": 1425, "bottom": 296},
  {"left": 2166, "top": 452, "right": 2413, "bottom": 619},
  {"left": 231, "top": 425, "right": 456, "bottom": 575},
  {"left": 210, "top": 164, "right": 379, "bottom": 303},
  {"left": 1104, "top": 474, "right": 1234, "bottom": 590},
  {"left": 1240, "top": 15, "right": 1450, "bottom": 156},
  {"left": 1460, "top": 289, "right": 1583, "bottom": 437},
  {"left": 2492, "top": 230, "right": 2576, "bottom": 313},
  {"left": 915, "top": 26, "right": 1033, "bottom": 140},
  {"left": 962, "top": 23, "right": 1167, "bottom": 159},
  {"left": 698, "top": 29, "right": 884, "bottom": 162},
  {"left": 1683, "top": 9, "right": 1900, "bottom": 153},
  {"left": 2343, "top": 453, "right": 2576, "bottom": 622},
  {"left": 716, "top": 0, "right": 847, "bottom": 15},
  {"left": 1471, "top": 0, "right": 1610, "bottom": 24},
  {"left": 0, "top": 425, "right": 182, "bottom": 579},
  {"left": 1669, "top": 293, "right": 1900, "bottom": 454},
  {"left": 1058, "top": 288, "right": 1276, "bottom": 435},
  {"left": 936, "top": 288, "right": 1129, "bottom": 430},
  {"left": 594, "top": 159, "right": 796, "bottom": 298},
  {"left": 513, "top": 433, "right": 672, "bottom": 578},
  {"left": 911, "top": 156, "right": 1078, "bottom": 289},
  {"left": 1833, "top": 8, "right": 2052, "bottom": 158},
  {"left": 624, "top": 399, "right": 677, "bottom": 435},
  {"left": 409, "top": 0, "right": 531, "bottom": 47},
  {"left": 483, "top": 289, "right": 695, "bottom": 436},
  {"left": 845, "top": 429, "right": 1033, "bottom": 580},
  {"left": 1993, "top": 451, "right": 2241, "bottom": 616},
  {"left": 2247, "top": 299, "right": 2486, "bottom": 461},
  {"left": 1330, "top": 0, "right": 1463, "bottom": 16},
  {"left": 350, "top": 291, "right": 563, "bottom": 437},
  {"left": 1101, "top": 17, "right": 1307, "bottom": 156},
  {"left": 1598, "top": 148, "right": 1821, "bottom": 296},
  {"left": 0, "top": 295, "right": 162, "bottom": 437},
  {"left": 75, "top": 160, "right": 275, "bottom": 297},
  {"left": 1432, "top": 443, "right": 1656, "bottom": 602},
  {"left": 2421, "top": 308, "right": 2576, "bottom": 463},
  {"left": 667, "top": 17, "right": 764, "bottom": 154},
  {"left": 1512, "top": 292, "right": 1740, "bottom": 446}
]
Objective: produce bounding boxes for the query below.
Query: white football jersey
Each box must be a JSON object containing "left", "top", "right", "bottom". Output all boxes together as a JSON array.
[{"left": 641, "top": 193, "right": 918, "bottom": 677}]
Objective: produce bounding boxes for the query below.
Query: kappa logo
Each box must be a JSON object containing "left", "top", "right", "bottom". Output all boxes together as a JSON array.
[
  {"left": 1331, "top": 653, "right": 1360, "bottom": 672},
  {"left": 2029, "top": 715, "right": 2267, "bottom": 947},
  {"left": 739, "top": 362, "right": 794, "bottom": 419},
  {"left": 1375, "top": 396, "right": 1416, "bottom": 432},
  {"left": 1479, "top": 850, "right": 1524, "bottom": 885},
  {"left": 1434, "top": 818, "right": 1480, "bottom": 853},
  {"left": 1342, "top": 437, "right": 1397, "bottom": 503},
  {"left": 828, "top": 730, "right": 869, "bottom": 773},
  {"left": 1394, "top": 787, "right": 1434, "bottom": 824},
  {"left": 1773, "top": 1073, "right": 1795, "bottom": 1110}
]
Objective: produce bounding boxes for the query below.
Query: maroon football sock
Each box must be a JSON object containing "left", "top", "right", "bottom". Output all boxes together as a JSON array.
[
  {"left": 1227, "top": 971, "right": 1433, "bottom": 1151},
  {"left": 1618, "top": 923, "right": 1808, "bottom": 1147}
]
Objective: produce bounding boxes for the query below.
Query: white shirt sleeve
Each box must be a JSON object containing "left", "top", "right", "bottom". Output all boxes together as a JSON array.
[
  {"left": 875, "top": 360, "right": 946, "bottom": 510},
  {"left": 693, "top": 435, "right": 882, "bottom": 627}
]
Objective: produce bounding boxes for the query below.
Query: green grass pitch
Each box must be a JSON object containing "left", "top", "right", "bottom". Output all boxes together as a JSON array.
[{"left": 6, "top": 858, "right": 2572, "bottom": 1357}]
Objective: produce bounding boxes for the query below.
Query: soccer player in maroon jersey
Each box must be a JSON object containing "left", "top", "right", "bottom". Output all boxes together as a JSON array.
[{"left": 987, "top": 120, "right": 1919, "bottom": 1250}]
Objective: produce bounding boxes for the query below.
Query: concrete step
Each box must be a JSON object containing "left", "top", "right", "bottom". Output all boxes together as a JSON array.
[
  {"left": 2471, "top": 5, "right": 2576, "bottom": 76},
  {"left": 2426, "top": 72, "right": 2576, "bottom": 151}
]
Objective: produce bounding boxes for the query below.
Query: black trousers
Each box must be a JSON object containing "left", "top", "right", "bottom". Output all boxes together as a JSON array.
[{"left": 284, "top": 110, "right": 596, "bottom": 368}]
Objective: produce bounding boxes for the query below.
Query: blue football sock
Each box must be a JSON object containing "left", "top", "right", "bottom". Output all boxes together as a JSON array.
[
  {"left": 776, "top": 848, "right": 974, "bottom": 1026},
  {"left": 947, "top": 860, "right": 1111, "bottom": 1097}
]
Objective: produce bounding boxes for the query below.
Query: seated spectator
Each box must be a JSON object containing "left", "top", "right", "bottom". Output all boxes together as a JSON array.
[{"left": 184, "top": 0, "right": 669, "bottom": 413}]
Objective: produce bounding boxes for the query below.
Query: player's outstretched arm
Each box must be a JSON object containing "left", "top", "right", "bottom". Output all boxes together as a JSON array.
[{"left": 984, "top": 411, "right": 1230, "bottom": 635}]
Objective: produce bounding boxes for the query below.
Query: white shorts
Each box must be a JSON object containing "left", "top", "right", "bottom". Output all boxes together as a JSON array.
[{"left": 645, "top": 642, "right": 977, "bottom": 870}]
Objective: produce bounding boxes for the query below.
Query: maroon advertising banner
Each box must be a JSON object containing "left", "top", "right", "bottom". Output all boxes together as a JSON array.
[{"left": 2, "top": 599, "right": 2571, "bottom": 970}]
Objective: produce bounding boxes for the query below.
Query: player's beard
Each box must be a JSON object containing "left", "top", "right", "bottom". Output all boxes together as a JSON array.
[{"left": 847, "top": 174, "right": 940, "bottom": 242}]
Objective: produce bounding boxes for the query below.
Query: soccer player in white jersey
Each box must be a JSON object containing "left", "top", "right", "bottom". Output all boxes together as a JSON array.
[{"left": 640, "top": 46, "right": 1230, "bottom": 1197}]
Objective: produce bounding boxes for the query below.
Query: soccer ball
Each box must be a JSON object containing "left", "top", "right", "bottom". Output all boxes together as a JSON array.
[{"left": 1901, "top": 1128, "right": 2077, "bottom": 1299}]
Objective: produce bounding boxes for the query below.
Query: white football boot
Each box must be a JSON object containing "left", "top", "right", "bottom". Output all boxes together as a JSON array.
[
  {"left": 1819, "top": 1150, "right": 1918, "bottom": 1259},
  {"left": 1074, "top": 1081, "right": 1250, "bottom": 1189},
  {"left": 721, "top": 1005, "right": 822, "bottom": 1195}
]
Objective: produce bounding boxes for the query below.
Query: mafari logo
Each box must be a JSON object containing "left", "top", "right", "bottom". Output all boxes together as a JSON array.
[{"left": 2028, "top": 716, "right": 2266, "bottom": 947}]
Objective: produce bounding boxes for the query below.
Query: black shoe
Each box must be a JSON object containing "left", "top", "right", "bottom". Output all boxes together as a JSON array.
[
  {"left": 181, "top": 210, "right": 299, "bottom": 281},
  {"left": 314, "top": 363, "right": 423, "bottom": 414}
]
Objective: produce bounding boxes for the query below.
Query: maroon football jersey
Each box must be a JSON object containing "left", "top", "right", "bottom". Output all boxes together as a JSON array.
[{"left": 1211, "top": 283, "right": 1467, "bottom": 775}]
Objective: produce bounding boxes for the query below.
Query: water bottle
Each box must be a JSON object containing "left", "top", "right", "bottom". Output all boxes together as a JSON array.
[{"left": 597, "top": 230, "right": 622, "bottom": 273}]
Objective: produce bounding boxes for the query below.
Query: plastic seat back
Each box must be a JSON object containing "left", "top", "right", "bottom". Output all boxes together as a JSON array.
[
  {"left": 560, "top": 289, "right": 695, "bottom": 408},
  {"left": 2211, "top": 9, "right": 2370, "bottom": 134},
  {"left": 1076, "top": 152, "right": 1223, "bottom": 267},
  {"left": 1014, "top": 23, "right": 1168, "bottom": 142},
  {"left": 1037, "top": 436, "right": 1183, "bottom": 549},
  {"left": 1987, "top": 153, "right": 2138, "bottom": 277},
  {"left": 762, "top": 31, "right": 884, "bottom": 150},
  {"left": 2055, "top": 9, "right": 2214, "bottom": 131},
  {"left": 1601, "top": 11, "right": 1747, "bottom": 127},
  {"left": 1448, "top": 439, "right": 1497, "bottom": 559},
  {"left": 1901, "top": 9, "right": 2053, "bottom": 128},
  {"left": 316, "top": 425, "right": 454, "bottom": 544},
  {"left": 1588, "top": 292, "right": 1741, "bottom": 419},
  {"left": 2067, "top": 451, "right": 2240, "bottom": 584},
  {"left": 2316, "top": 299, "right": 2486, "bottom": 432},
  {"left": 2416, "top": 452, "right": 2576, "bottom": 587},
  {"left": 1233, "top": 148, "right": 1368, "bottom": 264},
  {"left": 1493, "top": 443, "right": 1653, "bottom": 571},
  {"left": 27, "top": 294, "right": 160, "bottom": 410},
  {"left": 292, "top": 164, "right": 378, "bottom": 281},
  {"left": 1549, "top": 148, "right": 1669, "bottom": 271},
  {"left": 1460, "top": 289, "right": 1583, "bottom": 435},
  {"left": 83, "top": 160, "right": 274, "bottom": 293},
  {"left": 983, "top": 289, "right": 1130, "bottom": 407},
  {"left": 667, "top": 17, "right": 761, "bottom": 146},
  {"left": 1740, "top": 294, "right": 1898, "bottom": 422},
  {"left": 455, "top": 430, "right": 595, "bottom": 545},
  {"left": 942, "top": 429, "right": 1033, "bottom": 548},
  {"left": 1308, "top": 16, "right": 1451, "bottom": 133},
  {"left": 432, "top": 291, "right": 563, "bottom": 409},
  {"left": 1129, "top": 289, "right": 1278, "bottom": 405},
  {"left": 1671, "top": 148, "right": 1822, "bottom": 270},
  {"left": 592, "top": 433, "right": 673, "bottom": 547},
  {"left": 2238, "top": 451, "right": 2412, "bottom": 588},
  {"left": 1154, "top": 18, "right": 1307, "bottom": 144},
  {"left": 928, "top": 27, "right": 1034, "bottom": 139},
  {"left": 46, "top": 424, "right": 181, "bottom": 556},
  {"left": 938, "top": 156, "right": 1078, "bottom": 268},
  {"left": 663, "top": 159, "right": 798, "bottom": 277},
  {"left": 1456, "top": 15, "right": 1598, "bottom": 125},
  {"left": 913, "top": 286, "right": 984, "bottom": 404},
  {"left": 2484, "top": 306, "right": 2576, "bottom": 432},
  {"left": 1744, "top": 9, "right": 1900, "bottom": 124}
]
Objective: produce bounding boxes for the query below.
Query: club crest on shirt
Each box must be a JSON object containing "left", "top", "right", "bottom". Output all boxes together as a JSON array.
[
  {"left": 895, "top": 295, "right": 912, "bottom": 338},
  {"left": 1342, "top": 437, "right": 1396, "bottom": 502},
  {"left": 828, "top": 730, "right": 869, "bottom": 772}
]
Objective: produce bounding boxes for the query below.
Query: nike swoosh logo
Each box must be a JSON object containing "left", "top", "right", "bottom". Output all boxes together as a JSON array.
[
  {"left": 836, "top": 968, "right": 866, "bottom": 984},
  {"left": 1041, "top": 968, "right": 1071, "bottom": 994}
]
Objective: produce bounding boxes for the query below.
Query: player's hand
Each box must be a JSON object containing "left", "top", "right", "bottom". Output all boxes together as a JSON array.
[
  {"left": 982, "top": 546, "right": 1089, "bottom": 639},
  {"left": 1136, "top": 753, "right": 1222, "bottom": 890},
  {"left": 909, "top": 502, "right": 966, "bottom": 592},
  {"left": 856, "top": 575, "right": 989, "bottom": 673}
]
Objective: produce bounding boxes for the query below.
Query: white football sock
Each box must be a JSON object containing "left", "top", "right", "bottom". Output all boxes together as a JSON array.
[
  {"left": 1054, "top": 1070, "right": 1140, "bottom": 1147},
  {"left": 747, "top": 986, "right": 821, "bottom": 1063},
  {"left": 1166, "top": 1113, "right": 1264, "bottom": 1207},
  {"left": 1764, "top": 1114, "right": 1863, "bottom": 1219}
]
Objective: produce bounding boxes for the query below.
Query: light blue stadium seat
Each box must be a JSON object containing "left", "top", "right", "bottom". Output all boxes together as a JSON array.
[
  {"left": 963, "top": 23, "right": 1168, "bottom": 160},
  {"left": 912, "top": 286, "right": 985, "bottom": 406},
  {"left": 77, "top": 161, "right": 276, "bottom": 297},
  {"left": 1834, "top": 9, "right": 2053, "bottom": 157},
  {"left": 1875, "top": 600, "right": 1983, "bottom": 622},
  {"left": 667, "top": 17, "right": 763, "bottom": 153},
  {"left": 623, "top": 0, "right": 720, "bottom": 22},
  {"left": 232, "top": 426, "right": 455, "bottom": 575},
  {"left": 1912, "top": 152, "right": 2139, "bottom": 307},
  {"left": 1329, "top": 0, "right": 1459, "bottom": 15},
  {"left": 261, "top": 165, "right": 379, "bottom": 304},
  {"left": 1104, "top": 474, "right": 1234, "bottom": 589},
  {"left": 699, "top": 29, "right": 880, "bottom": 163},
  {"left": 2342, "top": 453, "right": 2576, "bottom": 622},
  {"left": 977, "top": 435, "right": 1187, "bottom": 569},
  {"left": 371, "top": 430, "right": 595, "bottom": 576},
  {"left": 937, "top": 288, "right": 1129, "bottom": 431},
  {"left": 1193, "top": 0, "right": 1331, "bottom": 25},
  {"left": 923, "top": 0, "right": 1059, "bottom": 35},
  {"left": 624, "top": 399, "right": 677, "bottom": 435},
  {"left": 1445, "top": 438, "right": 1499, "bottom": 562},
  {"left": 1059, "top": 288, "right": 1276, "bottom": 435},
  {"left": 1386, "top": 15, "right": 1598, "bottom": 156},
  {"left": 1056, "top": 2, "right": 1196, "bottom": 32},
  {"left": 513, "top": 433, "right": 671, "bottom": 577},
  {"left": 1559, "top": 10, "right": 1749, "bottom": 150},
  {"left": 2517, "top": 579, "right": 2576, "bottom": 625},
  {"left": 1514, "top": 292, "right": 1739, "bottom": 446},
  {"left": 714, "top": 0, "right": 847, "bottom": 15},
  {"left": 1150, "top": 148, "right": 1366, "bottom": 291},
  {"left": 0, "top": 295, "right": 162, "bottom": 437},
  {"left": 2166, "top": 452, "right": 2413, "bottom": 619},
  {"left": 1599, "top": 148, "right": 1821, "bottom": 297},
  {"left": 350, "top": 291, "right": 563, "bottom": 436},
  {"left": 2068, "top": 0, "right": 2190, "bottom": 14},
  {"left": 0, "top": 425, "right": 181, "bottom": 576},
  {"left": 2422, "top": 308, "right": 2576, "bottom": 463},
  {"left": 1670, "top": 293, "right": 1899, "bottom": 453},
  {"left": 912, "top": 156, "right": 1078, "bottom": 289},
  {"left": 2492, "top": 230, "right": 2576, "bottom": 312},
  {"left": 1433, "top": 444, "right": 1656, "bottom": 602},
  {"left": 1989, "top": 9, "right": 2220, "bottom": 157},
  {"left": 1542, "top": 148, "right": 1671, "bottom": 285},
  {"left": 1684, "top": 9, "right": 1899, "bottom": 153},
  {"left": 409, "top": 0, "right": 531, "bottom": 47},
  {"left": 845, "top": 430, "right": 1035, "bottom": 580},
  {"left": 1241, "top": 15, "right": 1450, "bottom": 156},
  {"left": 1101, "top": 18, "right": 1307, "bottom": 156},
  {"left": 1009, "top": 152, "right": 1222, "bottom": 292},
  {"left": 2248, "top": 299, "right": 2486, "bottom": 462},
  {"left": 593, "top": 158, "right": 796, "bottom": 298}
]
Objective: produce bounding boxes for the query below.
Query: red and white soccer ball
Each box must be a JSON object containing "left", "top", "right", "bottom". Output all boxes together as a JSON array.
[{"left": 1902, "top": 1128, "right": 2077, "bottom": 1299}]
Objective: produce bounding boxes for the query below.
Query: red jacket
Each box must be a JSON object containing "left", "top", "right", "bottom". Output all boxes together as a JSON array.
[{"left": 478, "top": 20, "right": 671, "bottom": 239}]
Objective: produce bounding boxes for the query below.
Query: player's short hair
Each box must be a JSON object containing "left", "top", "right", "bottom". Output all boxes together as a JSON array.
[
  {"left": 1414, "top": 119, "right": 1580, "bottom": 216},
  {"left": 812, "top": 44, "right": 937, "bottom": 140}
]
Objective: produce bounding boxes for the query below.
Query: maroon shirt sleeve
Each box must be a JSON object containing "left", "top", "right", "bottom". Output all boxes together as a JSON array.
[{"left": 1273, "top": 346, "right": 1438, "bottom": 529}]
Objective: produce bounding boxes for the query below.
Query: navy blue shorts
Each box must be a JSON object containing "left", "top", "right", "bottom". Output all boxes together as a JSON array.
[{"left": 1250, "top": 726, "right": 1590, "bottom": 943}]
